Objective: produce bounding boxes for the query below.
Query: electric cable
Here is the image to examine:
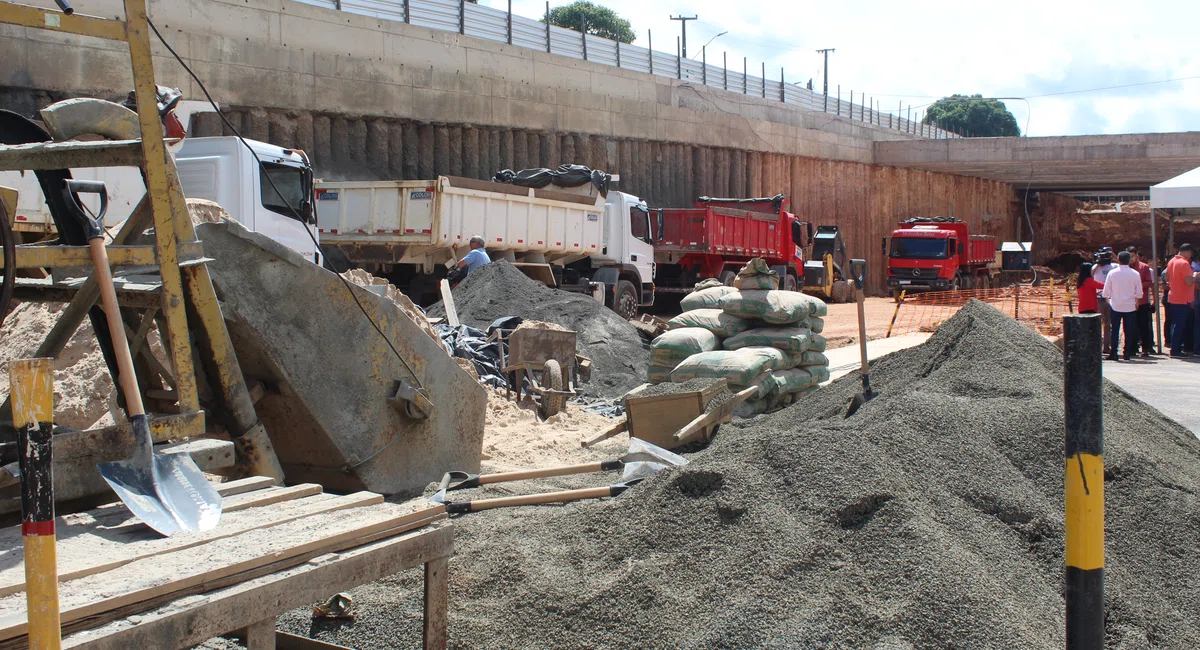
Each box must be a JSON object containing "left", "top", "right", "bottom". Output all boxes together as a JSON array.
[{"left": 146, "top": 19, "right": 422, "bottom": 388}]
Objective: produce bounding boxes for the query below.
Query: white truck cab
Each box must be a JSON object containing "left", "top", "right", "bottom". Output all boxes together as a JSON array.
[{"left": 0, "top": 136, "right": 320, "bottom": 264}]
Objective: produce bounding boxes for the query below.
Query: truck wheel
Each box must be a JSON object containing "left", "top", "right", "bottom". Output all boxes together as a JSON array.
[
  {"left": 611, "top": 280, "right": 639, "bottom": 320},
  {"left": 720, "top": 270, "right": 737, "bottom": 287},
  {"left": 831, "top": 280, "right": 852, "bottom": 303},
  {"left": 951, "top": 273, "right": 962, "bottom": 292},
  {"left": 784, "top": 273, "right": 798, "bottom": 292}
]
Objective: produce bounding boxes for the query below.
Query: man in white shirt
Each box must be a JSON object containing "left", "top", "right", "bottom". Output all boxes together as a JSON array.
[
  {"left": 1101, "top": 250, "right": 1144, "bottom": 361},
  {"left": 1092, "top": 247, "right": 1116, "bottom": 354}
]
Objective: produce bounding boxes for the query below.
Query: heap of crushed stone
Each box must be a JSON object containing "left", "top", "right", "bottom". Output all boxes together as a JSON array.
[
  {"left": 428, "top": 260, "right": 648, "bottom": 399},
  {"left": 281, "top": 301, "right": 1200, "bottom": 649}
]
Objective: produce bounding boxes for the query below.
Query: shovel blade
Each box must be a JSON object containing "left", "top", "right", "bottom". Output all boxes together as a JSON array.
[
  {"left": 845, "top": 392, "right": 874, "bottom": 418},
  {"left": 98, "top": 451, "right": 222, "bottom": 537},
  {"left": 621, "top": 438, "right": 689, "bottom": 468}
]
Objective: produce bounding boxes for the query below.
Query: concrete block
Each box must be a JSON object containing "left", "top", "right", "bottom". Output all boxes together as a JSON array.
[
  {"left": 491, "top": 97, "right": 557, "bottom": 132},
  {"left": 465, "top": 49, "right": 533, "bottom": 85},
  {"left": 313, "top": 74, "right": 411, "bottom": 118},
  {"left": 386, "top": 33, "right": 466, "bottom": 70},
  {"left": 280, "top": 13, "right": 384, "bottom": 59},
  {"left": 533, "top": 61, "right": 591, "bottom": 93},
  {"left": 589, "top": 70, "right": 640, "bottom": 102},
  {"left": 491, "top": 79, "right": 556, "bottom": 104},
  {"left": 556, "top": 105, "right": 611, "bottom": 136},
  {"left": 411, "top": 87, "right": 491, "bottom": 124}
]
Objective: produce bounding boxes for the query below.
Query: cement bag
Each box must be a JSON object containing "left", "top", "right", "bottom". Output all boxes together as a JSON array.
[
  {"left": 650, "top": 328, "right": 720, "bottom": 366},
  {"left": 693, "top": 278, "right": 725, "bottom": 291},
  {"left": 768, "top": 367, "right": 818, "bottom": 395},
  {"left": 679, "top": 286, "right": 737, "bottom": 312},
  {"left": 734, "top": 397, "right": 769, "bottom": 419},
  {"left": 807, "top": 333, "right": 828, "bottom": 352},
  {"left": 720, "top": 290, "right": 827, "bottom": 324},
  {"left": 723, "top": 325, "right": 812, "bottom": 353},
  {"left": 789, "top": 351, "right": 829, "bottom": 368},
  {"left": 803, "top": 317, "right": 825, "bottom": 334},
  {"left": 670, "top": 348, "right": 787, "bottom": 386},
  {"left": 734, "top": 258, "right": 780, "bottom": 290},
  {"left": 647, "top": 362, "right": 674, "bottom": 384},
  {"left": 668, "top": 309, "right": 753, "bottom": 338}
]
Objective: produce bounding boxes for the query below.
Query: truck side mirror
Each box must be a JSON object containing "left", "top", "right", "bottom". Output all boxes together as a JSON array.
[
  {"left": 806, "top": 222, "right": 814, "bottom": 242},
  {"left": 656, "top": 209, "right": 665, "bottom": 243}
]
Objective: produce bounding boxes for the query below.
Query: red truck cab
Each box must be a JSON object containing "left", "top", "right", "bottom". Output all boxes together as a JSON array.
[
  {"left": 652, "top": 195, "right": 811, "bottom": 292},
  {"left": 885, "top": 217, "right": 996, "bottom": 294}
]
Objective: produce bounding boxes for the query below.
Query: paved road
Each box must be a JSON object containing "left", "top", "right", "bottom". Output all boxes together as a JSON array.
[
  {"left": 1102, "top": 356, "right": 1200, "bottom": 439},
  {"left": 823, "top": 333, "right": 932, "bottom": 384}
]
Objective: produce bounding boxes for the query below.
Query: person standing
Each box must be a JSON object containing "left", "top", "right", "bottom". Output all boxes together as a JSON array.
[
  {"left": 1092, "top": 248, "right": 1116, "bottom": 353},
  {"left": 1101, "top": 251, "right": 1142, "bottom": 361},
  {"left": 1126, "top": 247, "right": 1155, "bottom": 357},
  {"left": 1164, "top": 243, "right": 1197, "bottom": 358},
  {"left": 1193, "top": 249, "right": 1200, "bottom": 355},
  {"left": 1076, "top": 262, "right": 1103, "bottom": 314}
]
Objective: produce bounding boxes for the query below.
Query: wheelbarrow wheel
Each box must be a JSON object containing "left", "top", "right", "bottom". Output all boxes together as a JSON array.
[{"left": 539, "top": 359, "right": 566, "bottom": 419}]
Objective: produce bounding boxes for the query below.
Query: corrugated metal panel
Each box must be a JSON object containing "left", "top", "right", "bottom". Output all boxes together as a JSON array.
[
  {"left": 340, "top": 0, "right": 406, "bottom": 21},
  {"left": 409, "top": 0, "right": 458, "bottom": 32},
  {"left": 291, "top": 0, "right": 337, "bottom": 9},
  {"left": 585, "top": 36, "right": 617, "bottom": 66},
  {"left": 651, "top": 51, "right": 677, "bottom": 78},
  {"left": 463, "top": 3, "right": 506, "bottom": 42},
  {"left": 512, "top": 20, "right": 545, "bottom": 50},
  {"left": 549, "top": 24, "right": 583, "bottom": 58},
  {"left": 620, "top": 45, "right": 651, "bottom": 74}
]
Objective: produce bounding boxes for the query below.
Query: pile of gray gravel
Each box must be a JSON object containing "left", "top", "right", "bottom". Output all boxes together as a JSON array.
[
  {"left": 427, "top": 260, "right": 648, "bottom": 398},
  {"left": 282, "top": 301, "right": 1200, "bottom": 649}
]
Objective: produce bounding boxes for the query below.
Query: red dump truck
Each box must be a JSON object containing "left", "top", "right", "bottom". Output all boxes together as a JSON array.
[
  {"left": 884, "top": 217, "right": 998, "bottom": 295},
  {"left": 652, "top": 195, "right": 814, "bottom": 292}
]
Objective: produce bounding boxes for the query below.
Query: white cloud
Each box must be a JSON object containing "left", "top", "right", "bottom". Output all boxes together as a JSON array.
[{"left": 483, "top": 0, "right": 1200, "bottom": 136}]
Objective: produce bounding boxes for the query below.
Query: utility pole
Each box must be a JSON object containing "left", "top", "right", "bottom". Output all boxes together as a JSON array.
[
  {"left": 815, "top": 48, "right": 834, "bottom": 112},
  {"left": 670, "top": 14, "right": 697, "bottom": 58}
]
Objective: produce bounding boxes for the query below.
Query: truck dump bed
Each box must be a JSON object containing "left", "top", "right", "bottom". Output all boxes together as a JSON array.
[
  {"left": 657, "top": 206, "right": 784, "bottom": 258},
  {"left": 316, "top": 176, "right": 606, "bottom": 256},
  {"left": 967, "top": 236, "right": 996, "bottom": 266}
]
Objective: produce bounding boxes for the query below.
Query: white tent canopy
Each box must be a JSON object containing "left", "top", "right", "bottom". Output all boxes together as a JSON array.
[{"left": 1151, "top": 165, "right": 1200, "bottom": 210}]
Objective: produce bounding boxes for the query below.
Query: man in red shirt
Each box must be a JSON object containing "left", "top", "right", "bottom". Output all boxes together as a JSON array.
[
  {"left": 1165, "top": 243, "right": 1198, "bottom": 357},
  {"left": 1127, "top": 247, "right": 1155, "bottom": 358}
]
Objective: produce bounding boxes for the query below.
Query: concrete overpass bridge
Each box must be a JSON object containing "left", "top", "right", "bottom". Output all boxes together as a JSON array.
[{"left": 874, "top": 133, "right": 1200, "bottom": 194}]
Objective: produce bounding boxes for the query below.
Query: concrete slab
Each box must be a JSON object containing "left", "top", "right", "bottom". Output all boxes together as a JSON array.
[
  {"left": 823, "top": 333, "right": 933, "bottom": 384},
  {"left": 1102, "top": 356, "right": 1200, "bottom": 439}
]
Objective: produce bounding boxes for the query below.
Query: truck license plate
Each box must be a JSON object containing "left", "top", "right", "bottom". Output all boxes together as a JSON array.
[{"left": 897, "top": 280, "right": 911, "bottom": 285}]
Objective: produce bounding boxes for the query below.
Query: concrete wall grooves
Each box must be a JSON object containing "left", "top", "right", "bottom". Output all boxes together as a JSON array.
[{"left": 192, "top": 108, "right": 1019, "bottom": 293}]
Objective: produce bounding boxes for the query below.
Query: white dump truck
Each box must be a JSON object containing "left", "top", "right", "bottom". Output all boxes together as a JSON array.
[
  {"left": 0, "top": 135, "right": 321, "bottom": 264},
  {"left": 315, "top": 175, "right": 656, "bottom": 317}
]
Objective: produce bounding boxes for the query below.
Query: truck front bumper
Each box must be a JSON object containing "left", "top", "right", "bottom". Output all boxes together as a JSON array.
[{"left": 887, "top": 277, "right": 949, "bottom": 290}]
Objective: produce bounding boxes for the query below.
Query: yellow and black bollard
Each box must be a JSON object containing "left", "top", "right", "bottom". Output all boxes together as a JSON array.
[
  {"left": 10, "top": 359, "right": 61, "bottom": 650},
  {"left": 1062, "top": 315, "right": 1103, "bottom": 649}
]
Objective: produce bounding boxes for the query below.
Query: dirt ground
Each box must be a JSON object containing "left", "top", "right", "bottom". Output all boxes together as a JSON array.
[{"left": 817, "top": 297, "right": 903, "bottom": 348}]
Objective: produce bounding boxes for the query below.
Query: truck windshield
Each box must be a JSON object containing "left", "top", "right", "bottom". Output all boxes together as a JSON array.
[
  {"left": 890, "top": 237, "right": 948, "bottom": 259},
  {"left": 260, "top": 162, "right": 312, "bottom": 223}
]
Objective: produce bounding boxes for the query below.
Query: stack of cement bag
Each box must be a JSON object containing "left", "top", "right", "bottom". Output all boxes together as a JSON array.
[{"left": 647, "top": 259, "right": 830, "bottom": 416}]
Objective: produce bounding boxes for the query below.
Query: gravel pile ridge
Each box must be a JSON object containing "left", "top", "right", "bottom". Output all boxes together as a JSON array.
[
  {"left": 281, "top": 300, "right": 1200, "bottom": 649},
  {"left": 427, "top": 260, "right": 648, "bottom": 398}
]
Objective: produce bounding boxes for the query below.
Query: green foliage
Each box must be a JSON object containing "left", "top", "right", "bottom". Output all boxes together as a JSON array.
[
  {"left": 923, "top": 94, "right": 1021, "bottom": 137},
  {"left": 542, "top": 1, "right": 635, "bottom": 44}
]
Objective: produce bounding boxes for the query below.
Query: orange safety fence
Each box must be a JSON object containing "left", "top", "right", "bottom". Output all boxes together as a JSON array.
[{"left": 887, "top": 282, "right": 1075, "bottom": 338}]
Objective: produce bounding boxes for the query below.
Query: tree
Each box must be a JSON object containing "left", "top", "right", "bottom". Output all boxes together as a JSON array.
[
  {"left": 923, "top": 94, "right": 1020, "bottom": 137},
  {"left": 543, "top": 1, "right": 635, "bottom": 44}
]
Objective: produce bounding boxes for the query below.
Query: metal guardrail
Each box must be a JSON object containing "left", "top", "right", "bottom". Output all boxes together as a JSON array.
[{"left": 296, "top": 0, "right": 962, "bottom": 139}]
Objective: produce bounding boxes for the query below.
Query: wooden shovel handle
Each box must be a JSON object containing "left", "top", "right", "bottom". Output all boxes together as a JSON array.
[
  {"left": 580, "top": 419, "right": 628, "bottom": 448},
  {"left": 478, "top": 461, "right": 618, "bottom": 485},
  {"left": 456, "top": 485, "right": 615, "bottom": 512},
  {"left": 89, "top": 238, "right": 145, "bottom": 417}
]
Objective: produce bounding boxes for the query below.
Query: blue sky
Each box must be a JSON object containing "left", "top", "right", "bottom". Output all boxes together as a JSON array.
[{"left": 483, "top": 0, "right": 1199, "bottom": 137}]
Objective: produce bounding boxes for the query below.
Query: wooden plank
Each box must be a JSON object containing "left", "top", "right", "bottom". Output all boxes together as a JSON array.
[
  {"left": 0, "top": 491, "right": 383, "bottom": 598},
  {"left": 423, "top": 555, "right": 449, "bottom": 650},
  {"left": 58, "top": 524, "right": 453, "bottom": 650},
  {"left": 439, "top": 279, "right": 459, "bottom": 326},
  {"left": 276, "top": 631, "right": 354, "bottom": 650},
  {"left": 0, "top": 501, "right": 446, "bottom": 642},
  {"left": 216, "top": 476, "right": 281, "bottom": 497},
  {"left": 223, "top": 484, "right": 325, "bottom": 513}
]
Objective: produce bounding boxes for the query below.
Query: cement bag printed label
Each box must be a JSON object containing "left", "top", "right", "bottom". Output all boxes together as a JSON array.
[
  {"left": 733, "top": 258, "right": 780, "bottom": 290},
  {"left": 720, "top": 290, "right": 827, "bottom": 324},
  {"left": 670, "top": 348, "right": 786, "bottom": 386},
  {"left": 650, "top": 327, "right": 720, "bottom": 365},
  {"left": 693, "top": 278, "right": 725, "bottom": 291},
  {"left": 788, "top": 351, "right": 829, "bottom": 367},
  {"left": 679, "top": 286, "right": 737, "bottom": 312},
  {"left": 723, "top": 325, "right": 812, "bottom": 353},
  {"left": 728, "top": 370, "right": 774, "bottom": 400},
  {"left": 806, "top": 333, "right": 828, "bottom": 352},
  {"left": 767, "top": 368, "right": 816, "bottom": 395},
  {"left": 647, "top": 362, "right": 674, "bottom": 384},
  {"left": 804, "top": 317, "right": 825, "bottom": 334},
  {"left": 668, "top": 309, "right": 753, "bottom": 338}
]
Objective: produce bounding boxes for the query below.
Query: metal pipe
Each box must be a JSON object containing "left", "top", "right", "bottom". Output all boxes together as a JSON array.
[
  {"left": 1063, "top": 314, "right": 1105, "bottom": 650},
  {"left": 403, "top": 0, "right": 410, "bottom": 24},
  {"left": 702, "top": 46, "right": 706, "bottom": 85},
  {"left": 723, "top": 52, "right": 727, "bottom": 90},
  {"left": 506, "top": 0, "right": 512, "bottom": 44},
  {"left": 545, "top": 2, "right": 551, "bottom": 53},
  {"left": 648, "top": 30, "right": 653, "bottom": 74},
  {"left": 761, "top": 61, "right": 766, "bottom": 98},
  {"left": 458, "top": 0, "right": 464, "bottom": 35},
  {"left": 676, "top": 37, "right": 681, "bottom": 79}
]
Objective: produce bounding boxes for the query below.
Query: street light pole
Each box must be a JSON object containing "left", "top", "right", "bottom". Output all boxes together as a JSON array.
[
  {"left": 670, "top": 14, "right": 697, "bottom": 58},
  {"left": 816, "top": 48, "right": 835, "bottom": 112}
]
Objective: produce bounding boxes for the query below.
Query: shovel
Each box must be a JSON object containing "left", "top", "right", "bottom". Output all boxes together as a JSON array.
[
  {"left": 845, "top": 258, "right": 875, "bottom": 418},
  {"left": 433, "top": 438, "right": 685, "bottom": 502},
  {"left": 67, "top": 180, "right": 222, "bottom": 536},
  {"left": 434, "top": 479, "right": 644, "bottom": 514}
]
